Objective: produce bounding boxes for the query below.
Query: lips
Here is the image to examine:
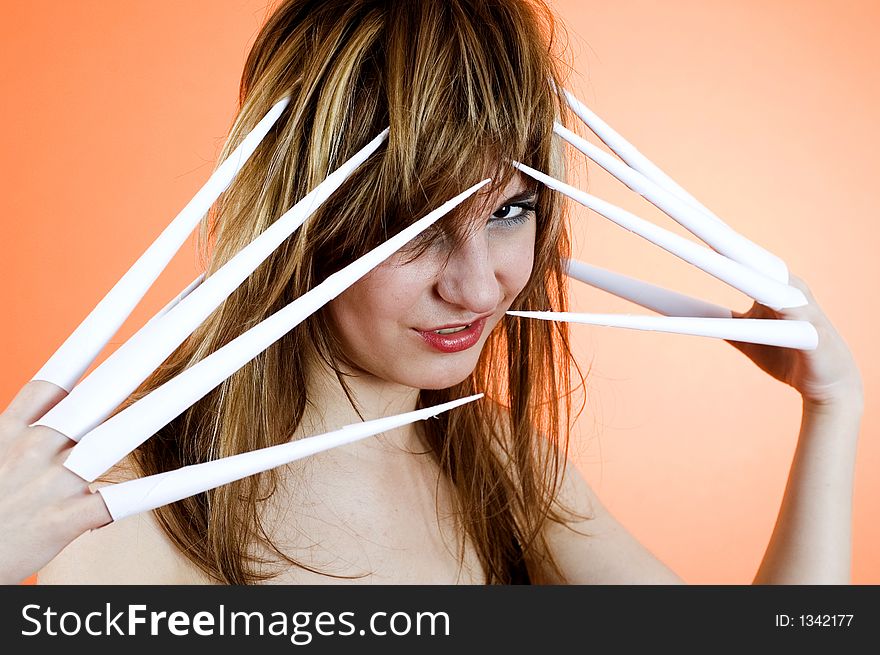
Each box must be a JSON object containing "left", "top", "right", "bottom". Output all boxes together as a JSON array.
[
  {"left": 415, "top": 317, "right": 488, "bottom": 353},
  {"left": 418, "top": 312, "right": 493, "bottom": 333}
]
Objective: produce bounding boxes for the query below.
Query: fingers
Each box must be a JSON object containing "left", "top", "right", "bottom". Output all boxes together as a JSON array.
[
  {"left": 32, "top": 127, "right": 389, "bottom": 443},
  {"left": 63, "top": 179, "right": 492, "bottom": 483},
  {"left": 776, "top": 274, "right": 841, "bottom": 340},
  {"left": 77, "top": 490, "right": 114, "bottom": 531},
  {"left": 514, "top": 161, "right": 807, "bottom": 311},
  {"left": 0, "top": 427, "right": 69, "bottom": 484},
  {"left": 0, "top": 418, "right": 110, "bottom": 583},
  {"left": 507, "top": 311, "right": 819, "bottom": 350},
  {"left": 1, "top": 381, "right": 68, "bottom": 428},
  {"left": 786, "top": 274, "right": 818, "bottom": 306},
  {"left": 565, "top": 257, "right": 733, "bottom": 319},
  {"left": 31, "top": 97, "right": 291, "bottom": 393},
  {"left": 97, "top": 394, "right": 483, "bottom": 522},
  {"left": 553, "top": 121, "right": 790, "bottom": 285}
]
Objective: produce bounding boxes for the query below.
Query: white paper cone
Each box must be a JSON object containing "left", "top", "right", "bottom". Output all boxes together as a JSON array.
[
  {"left": 97, "top": 394, "right": 483, "bottom": 522},
  {"left": 514, "top": 162, "right": 806, "bottom": 311},
  {"left": 144, "top": 274, "right": 205, "bottom": 328},
  {"left": 32, "top": 97, "right": 291, "bottom": 392},
  {"left": 554, "top": 123, "right": 790, "bottom": 285},
  {"left": 562, "top": 89, "right": 724, "bottom": 224},
  {"left": 508, "top": 310, "right": 818, "bottom": 350},
  {"left": 64, "top": 178, "right": 492, "bottom": 482},
  {"left": 562, "top": 88, "right": 792, "bottom": 284},
  {"left": 566, "top": 258, "right": 733, "bottom": 319},
  {"left": 34, "top": 128, "right": 388, "bottom": 441}
]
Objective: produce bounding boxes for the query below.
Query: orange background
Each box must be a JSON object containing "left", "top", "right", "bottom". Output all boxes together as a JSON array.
[{"left": 1, "top": 1, "right": 876, "bottom": 584}]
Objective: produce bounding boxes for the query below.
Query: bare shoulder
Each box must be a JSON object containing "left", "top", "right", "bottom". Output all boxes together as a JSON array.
[
  {"left": 489, "top": 406, "right": 684, "bottom": 584},
  {"left": 539, "top": 447, "right": 686, "bottom": 584},
  {"left": 38, "top": 461, "right": 213, "bottom": 585}
]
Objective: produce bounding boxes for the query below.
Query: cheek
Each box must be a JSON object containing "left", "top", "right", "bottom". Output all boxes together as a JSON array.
[
  {"left": 494, "top": 225, "right": 537, "bottom": 297},
  {"left": 327, "top": 258, "right": 435, "bottom": 334}
]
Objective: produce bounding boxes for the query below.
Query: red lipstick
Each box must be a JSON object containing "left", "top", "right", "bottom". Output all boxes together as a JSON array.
[{"left": 416, "top": 317, "right": 488, "bottom": 353}]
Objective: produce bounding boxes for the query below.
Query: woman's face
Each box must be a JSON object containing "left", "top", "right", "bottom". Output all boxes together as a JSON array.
[{"left": 328, "top": 174, "right": 538, "bottom": 390}]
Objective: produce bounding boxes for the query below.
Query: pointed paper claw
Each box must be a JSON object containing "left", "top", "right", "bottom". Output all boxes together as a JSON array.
[
  {"left": 507, "top": 310, "right": 818, "bottom": 350},
  {"left": 554, "top": 122, "right": 789, "bottom": 285},
  {"left": 64, "top": 178, "right": 491, "bottom": 482},
  {"left": 97, "top": 394, "right": 482, "bottom": 522},
  {"left": 565, "top": 258, "right": 732, "bottom": 319},
  {"left": 32, "top": 97, "right": 291, "bottom": 392},
  {"left": 561, "top": 89, "right": 724, "bottom": 224},
  {"left": 561, "top": 88, "right": 791, "bottom": 284},
  {"left": 32, "top": 128, "right": 388, "bottom": 441},
  {"left": 514, "top": 162, "right": 806, "bottom": 311},
  {"left": 144, "top": 274, "right": 205, "bottom": 328}
]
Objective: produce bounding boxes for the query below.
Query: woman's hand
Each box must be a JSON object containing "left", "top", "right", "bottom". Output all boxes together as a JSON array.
[
  {"left": 728, "top": 274, "right": 864, "bottom": 583},
  {"left": 726, "top": 273, "right": 864, "bottom": 409},
  {"left": 0, "top": 381, "right": 112, "bottom": 584}
]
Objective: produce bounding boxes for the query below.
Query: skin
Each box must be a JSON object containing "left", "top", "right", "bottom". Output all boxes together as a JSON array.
[
  {"left": 327, "top": 176, "right": 536, "bottom": 392},
  {"left": 1, "top": 171, "right": 864, "bottom": 584},
  {"left": 32, "top": 174, "right": 543, "bottom": 584},
  {"left": 541, "top": 275, "right": 864, "bottom": 584},
  {"left": 298, "top": 174, "right": 538, "bottom": 449}
]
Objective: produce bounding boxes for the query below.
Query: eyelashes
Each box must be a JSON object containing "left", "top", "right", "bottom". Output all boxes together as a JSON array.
[
  {"left": 490, "top": 201, "right": 537, "bottom": 227},
  {"left": 399, "top": 197, "right": 537, "bottom": 257}
]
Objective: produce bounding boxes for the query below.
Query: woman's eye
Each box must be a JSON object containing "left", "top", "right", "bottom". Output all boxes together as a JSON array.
[{"left": 491, "top": 202, "right": 535, "bottom": 226}]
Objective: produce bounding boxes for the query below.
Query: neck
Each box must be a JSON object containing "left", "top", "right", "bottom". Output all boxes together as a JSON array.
[{"left": 296, "top": 352, "right": 423, "bottom": 455}]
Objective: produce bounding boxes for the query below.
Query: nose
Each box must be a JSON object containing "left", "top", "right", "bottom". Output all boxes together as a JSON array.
[{"left": 435, "top": 232, "right": 502, "bottom": 315}]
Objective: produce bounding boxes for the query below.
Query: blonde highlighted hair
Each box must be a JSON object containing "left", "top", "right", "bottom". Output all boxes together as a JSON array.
[{"left": 115, "top": 0, "right": 586, "bottom": 584}]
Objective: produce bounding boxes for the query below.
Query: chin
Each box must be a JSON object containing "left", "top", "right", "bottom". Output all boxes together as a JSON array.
[
  {"left": 418, "top": 375, "right": 471, "bottom": 391},
  {"left": 402, "top": 356, "right": 481, "bottom": 391}
]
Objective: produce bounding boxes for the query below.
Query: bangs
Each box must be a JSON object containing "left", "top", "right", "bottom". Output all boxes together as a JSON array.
[
  {"left": 298, "top": 0, "right": 567, "bottom": 277},
  {"left": 380, "top": 0, "right": 563, "bottom": 241},
  {"left": 140, "top": 0, "right": 577, "bottom": 585}
]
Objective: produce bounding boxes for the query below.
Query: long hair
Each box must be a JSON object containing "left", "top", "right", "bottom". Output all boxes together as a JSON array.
[{"left": 114, "top": 0, "right": 586, "bottom": 584}]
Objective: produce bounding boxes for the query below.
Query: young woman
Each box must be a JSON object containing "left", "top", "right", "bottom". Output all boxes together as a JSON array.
[{"left": 1, "top": 0, "right": 863, "bottom": 585}]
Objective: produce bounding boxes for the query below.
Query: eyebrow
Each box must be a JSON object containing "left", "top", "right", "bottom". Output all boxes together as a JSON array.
[{"left": 499, "top": 188, "right": 538, "bottom": 206}]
